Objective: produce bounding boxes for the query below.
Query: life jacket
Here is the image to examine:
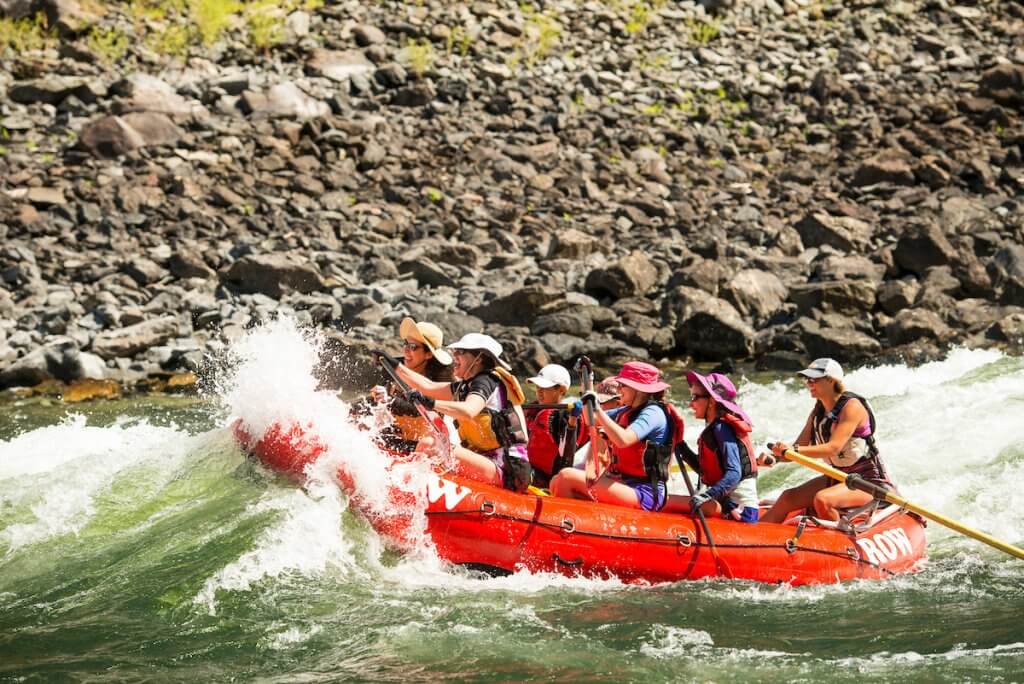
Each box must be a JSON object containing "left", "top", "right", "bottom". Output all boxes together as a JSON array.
[
  {"left": 696, "top": 412, "right": 757, "bottom": 487},
  {"left": 455, "top": 368, "right": 528, "bottom": 453},
  {"left": 610, "top": 401, "right": 685, "bottom": 482},
  {"left": 812, "top": 392, "right": 891, "bottom": 485},
  {"left": 526, "top": 407, "right": 583, "bottom": 479}
]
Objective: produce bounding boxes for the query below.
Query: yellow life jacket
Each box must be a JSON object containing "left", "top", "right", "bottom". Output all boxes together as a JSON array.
[{"left": 456, "top": 369, "right": 528, "bottom": 453}]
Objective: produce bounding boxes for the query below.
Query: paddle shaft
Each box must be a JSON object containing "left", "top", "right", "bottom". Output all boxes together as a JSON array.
[
  {"left": 576, "top": 358, "right": 605, "bottom": 487},
  {"left": 781, "top": 448, "right": 1024, "bottom": 561},
  {"left": 375, "top": 357, "right": 450, "bottom": 452},
  {"left": 674, "top": 449, "right": 729, "bottom": 577}
]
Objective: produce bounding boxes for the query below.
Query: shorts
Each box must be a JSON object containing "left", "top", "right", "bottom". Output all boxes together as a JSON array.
[
  {"left": 622, "top": 477, "right": 667, "bottom": 512},
  {"left": 722, "top": 498, "right": 759, "bottom": 524}
]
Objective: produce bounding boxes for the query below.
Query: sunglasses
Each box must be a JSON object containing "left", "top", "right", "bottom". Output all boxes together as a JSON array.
[
  {"left": 804, "top": 377, "right": 822, "bottom": 385},
  {"left": 690, "top": 394, "right": 710, "bottom": 403},
  {"left": 402, "top": 341, "right": 423, "bottom": 351}
]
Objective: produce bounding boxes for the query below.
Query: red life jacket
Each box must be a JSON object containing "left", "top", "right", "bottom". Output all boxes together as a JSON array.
[
  {"left": 526, "top": 407, "right": 584, "bottom": 478},
  {"left": 526, "top": 408, "right": 559, "bottom": 476},
  {"left": 696, "top": 412, "right": 757, "bottom": 486},
  {"left": 611, "top": 401, "right": 686, "bottom": 480}
]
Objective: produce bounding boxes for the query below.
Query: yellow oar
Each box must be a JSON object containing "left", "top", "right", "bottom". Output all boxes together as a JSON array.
[{"left": 781, "top": 448, "right": 1024, "bottom": 561}]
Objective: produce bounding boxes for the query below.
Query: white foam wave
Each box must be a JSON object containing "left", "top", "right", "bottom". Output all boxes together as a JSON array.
[{"left": 0, "top": 416, "right": 193, "bottom": 553}]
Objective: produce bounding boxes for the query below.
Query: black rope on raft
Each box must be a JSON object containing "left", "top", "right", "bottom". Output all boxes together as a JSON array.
[{"left": 425, "top": 507, "right": 895, "bottom": 576}]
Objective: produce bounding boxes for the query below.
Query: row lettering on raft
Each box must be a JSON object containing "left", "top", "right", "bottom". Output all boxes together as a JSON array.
[
  {"left": 856, "top": 527, "right": 914, "bottom": 565},
  {"left": 426, "top": 476, "right": 471, "bottom": 510}
]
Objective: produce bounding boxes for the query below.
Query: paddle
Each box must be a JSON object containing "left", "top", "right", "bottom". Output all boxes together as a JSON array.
[
  {"left": 774, "top": 445, "right": 1024, "bottom": 561},
  {"left": 673, "top": 447, "right": 731, "bottom": 578},
  {"left": 575, "top": 356, "right": 608, "bottom": 490},
  {"left": 372, "top": 352, "right": 452, "bottom": 461}
]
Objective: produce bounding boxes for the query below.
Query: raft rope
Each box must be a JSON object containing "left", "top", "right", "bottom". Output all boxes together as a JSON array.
[{"left": 425, "top": 502, "right": 896, "bottom": 576}]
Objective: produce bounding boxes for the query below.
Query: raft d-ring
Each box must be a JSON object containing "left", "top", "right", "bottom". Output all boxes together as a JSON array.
[
  {"left": 785, "top": 538, "right": 799, "bottom": 554},
  {"left": 480, "top": 500, "right": 496, "bottom": 516},
  {"left": 677, "top": 534, "right": 692, "bottom": 548},
  {"left": 846, "top": 546, "right": 860, "bottom": 560},
  {"left": 561, "top": 517, "right": 576, "bottom": 534}
]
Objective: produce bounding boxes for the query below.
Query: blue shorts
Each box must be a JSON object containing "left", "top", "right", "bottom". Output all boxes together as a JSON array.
[
  {"left": 722, "top": 498, "right": 759, "bottom": 523},
  {"left": 623, "top": 477, "right": 667, "bottom": 512}
]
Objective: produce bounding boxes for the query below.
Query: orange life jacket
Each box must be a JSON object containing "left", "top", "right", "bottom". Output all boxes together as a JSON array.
[{"left": 610, "top": 401, "right": 685, "bottom": 480}]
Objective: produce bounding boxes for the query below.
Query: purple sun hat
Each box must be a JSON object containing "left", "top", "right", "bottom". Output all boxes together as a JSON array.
[{"left": 685, "top": 371, "right": 752, "bottom": 425}]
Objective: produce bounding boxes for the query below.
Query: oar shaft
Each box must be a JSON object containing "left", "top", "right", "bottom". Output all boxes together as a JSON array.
[{"left": 783, "top": 449, "right": 1024, "bottom": 561}]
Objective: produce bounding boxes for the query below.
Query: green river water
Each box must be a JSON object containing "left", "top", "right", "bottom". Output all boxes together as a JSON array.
[{"left": 1, "top": 336, "right": 1023, "bottom": 682}]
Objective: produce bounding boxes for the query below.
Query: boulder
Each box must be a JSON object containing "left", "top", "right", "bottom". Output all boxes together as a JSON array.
[
  {"left": 852, "top": 149, "right": 916, "bottom": 186},
  {"left": 978, "top": 63, "right": 1024, "bottom": 108},
  {"left": 549, "top": 228, "right": 599, "bottom": 259},
  {"left": 0, "top": 339, "right": 90, "bottom": 387},
  {"left": 788, "top": 279, "right": 877, "bottom": 315},
  {"left": 987, "top": 245, "right": 1024, "bottom": 306},
  {"left": 398, "top": 257, "right": 457, "bottom": 288},
  {"left": 886, "top": 308, "right": 952, "bottom": 345},
  {"left": 307, "top": 49, "right": 375, "bottom": 83},
  {"left": 111, "top": 73, "right": 209, "bottom": 120},
  {"left": 585, "top": 251, "right": 659, "bottom": 300},
  {"left": 794, "top": 212, "right": 874, "bottom": 252},
  {"left": 471, "top": 286, "right": 563, "bottom": 326},
  {"left": 240, "top": 83, "right": 330, "bottom": 119},
  {"left": 877, "top": 277, "right": 921, "bottom": 316},
  {"left": 666, "top": 287, "right": 755, "bottom": 359},
  {"left": 797, "top": 318, "right": 882, "bottom": 361},
  {"left": 79, "top": 113, "right": 182, "bottom": 158},
  {"left": 91, "top": 317, "right": 180, "bottom": 359},
  {"left": 221, "top": 254, "right": 327, "bottom": 297},
  {"left": 721, "top": 269, "right": 788, "bottom": 324},
  {"left": 893, "top": 223, "right": 957, "bottom": 276}
]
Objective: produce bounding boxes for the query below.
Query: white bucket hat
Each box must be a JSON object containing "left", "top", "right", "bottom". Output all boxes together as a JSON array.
[
  {"left": 448, "top": 332, "right": 510, "bottom": 370},
  {"left": 798, "top": 358, "right": 844, "bottom": 381},
  {"left": 399, "top": 317, "right": 452, "bottom": 365},
  {"left": 527, "top": 364, "right": 571, "bottom": 389}
]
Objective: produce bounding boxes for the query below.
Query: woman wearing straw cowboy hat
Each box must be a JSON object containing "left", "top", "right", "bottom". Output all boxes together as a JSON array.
[
  {"left": 369, "top": 318, "right": 454, "bottom": 454},
  {"left": 395, "top": 332, "right": 532, "bottom": 493},
  {"left": 759, "top": 358, "right": 894, "bottom": 524},
  {"left": 550, "top": 361, "right": 685, "bottom": 511},
  {"left": 663, "top": 371, "right": 760, "bottom": 522}
]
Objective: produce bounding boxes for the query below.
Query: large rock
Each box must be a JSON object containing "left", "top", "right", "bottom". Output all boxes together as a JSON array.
[
  {"left": 886, "top": 308, "right": 952, "bottom": 345},
  {"left": 987, "top": 245, "right": 1024, "bottom": 306},
  {"left": 584, "top": 251, "right": 658, "bottom": 300},
  {"left": 111, "top": 73, "right": 209, "bottom": 120},
  {"left": 0, "top": 339, "right": 90, "bottom": 387},
  {"left": 79, "top": 113, "right": 183, "bottom": 158},
  {"left": 240, "top": 82, "right": 330, "bottom": 119},
  {"left": 91, "top": 317, "right": 180, "bottom": 359},
  {"left": 794, "top": 212, "right": 874, "bottom": 252},
  {"left": 788, "top": 279, "right": 877, "bottom": 315},
  {"left": 666, "top": 287, "right": 755, "bottom": 359},
  {"left": 307, "top": 49, "right": 375, "bottom": 82},
  {"left": 877, "top": 277, "right": 921, "bottom": 316},
  {"left": 721, "top": 269, "right": 788, "bottom": 324},
  {"left": 221, "top": 254, "right": 327, "bottom": 297},
  {"left": 893, "top": 223, "right": 957, "bottom": 276},
  {"left": 471, "top": 286, "right": 563, "bottom": 326},
  {"left": 549, "top": 228, "right": 599, "bottom": 259},
  {"left": 852, "top": 149, "right": 916, "bottom": 186},
  {"left": 797, "top": 318, "right": 882, "bottom": 361},
  {"left": 978, "top": 63, "right": 1024, "bottom": 108},
  {"left": 8, "top": 76, "right": 104, "bottom": 105}
]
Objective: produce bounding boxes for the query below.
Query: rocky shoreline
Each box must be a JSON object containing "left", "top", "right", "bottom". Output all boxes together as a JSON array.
[{"left": 1, "top": 0, "right": 1023, "bottom": 399}]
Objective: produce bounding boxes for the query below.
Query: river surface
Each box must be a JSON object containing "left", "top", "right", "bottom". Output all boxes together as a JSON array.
[{"left": 2, "top": 320, "right": 1023, "bottom": 682}]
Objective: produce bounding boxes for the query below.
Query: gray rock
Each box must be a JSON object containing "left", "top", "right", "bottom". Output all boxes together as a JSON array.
[
  {"left": 667, "top": 287, "right": 754, "bottom": 359},
  {"left": 887, "top": 308, "right": 952, "bottom": 345},
  {"left": 307, "top": 49, "right": 375, "bottom": 82},
  {"left": 112, "top": 73, "right": 209, "bottom": 120},
  {"left": 585, "top": 251, "right": 658, "bottom": 300},
  {"left": 471, "top": 286, "right": 562, "bottom": 327},
  {"left": 353, "top": 24, "right": 386, "bottom": 46},
  {"left": 893, "top": 223, "right": 957, "bottom": 276},
  {"left": 79, "top": 113, "right": 182, "bottom": 158},
  {"left": 721, "top": 269, "right": 788, "bottom": 324},
  {"left": 852, "top": 150, "right": 916, "bottom": 187},
  {"left": 877, "top": 277, "right": 921, "bottom": 316},
  {"left": 798, "top": 318, "right": 882, "bottom": 361},
  {"left": 789, "top": 280, "right": 877, "bottom": 316},
  {"left": 91, "top": 317, "right": 180, "bottom": 360},
  {"left": 222, "top": 254, "right": 327, "bottom": 297},
  {"left": 978, "top": 63, "right": 1024, "bottom": 108},
  {"left": 794, "top": 212, "right": 874, "bottom": 252}
]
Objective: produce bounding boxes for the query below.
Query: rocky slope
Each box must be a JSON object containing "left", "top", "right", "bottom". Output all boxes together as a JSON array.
[{"left": 1, "top": 0, "right": 1023, "bottom": 396}]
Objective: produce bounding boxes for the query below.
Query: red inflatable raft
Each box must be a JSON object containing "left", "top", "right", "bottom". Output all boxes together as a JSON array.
[{"left": 234, "top": 419, "right": 927, "bottom": 586}]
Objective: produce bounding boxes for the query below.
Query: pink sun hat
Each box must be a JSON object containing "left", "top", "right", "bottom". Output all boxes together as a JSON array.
[
  {"left": 611, "top": 361, "right": 671, "bottom": 393},
  {"left": 686, "top": 370, "right": 752, "bottom": 425}
]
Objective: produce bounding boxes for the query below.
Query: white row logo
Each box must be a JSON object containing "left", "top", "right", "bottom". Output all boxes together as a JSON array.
[
  {"left": 426, "top": 476, "right": 471, "bottom": 510},
  {"left": 856, "top": 527, "right": 914, "bottom": 565}
]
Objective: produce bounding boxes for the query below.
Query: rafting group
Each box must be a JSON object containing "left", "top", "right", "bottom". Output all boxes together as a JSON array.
[{"left": 356, "top": 317, "right": 896, "bottom": 526}]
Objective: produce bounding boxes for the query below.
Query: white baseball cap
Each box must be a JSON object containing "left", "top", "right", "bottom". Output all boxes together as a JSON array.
[
  {"left": 448, "top": 332, "right": 510, "bottom": 370},
  {"left": 527, "top": 364, "right": 571, "bottom": 389},
  {"left": 798, "top": 358, "right": 845, "bottom": 381}
]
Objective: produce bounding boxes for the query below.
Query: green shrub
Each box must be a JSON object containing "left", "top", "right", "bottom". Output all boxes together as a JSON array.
[
  {"left": 399, "top": 37, "right": 435, "bottom": 76},
  {"left": 0, "top": 12, "right": 53, "bottom": 53},
  {"left": 88, "top": 26, "right": 130, "bottom": 63}
]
